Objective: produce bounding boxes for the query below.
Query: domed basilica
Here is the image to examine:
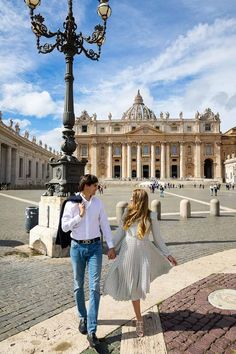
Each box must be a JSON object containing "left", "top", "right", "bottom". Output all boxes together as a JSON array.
[{"left": 75, "top": 91, "right": 236, "bottom": 181}]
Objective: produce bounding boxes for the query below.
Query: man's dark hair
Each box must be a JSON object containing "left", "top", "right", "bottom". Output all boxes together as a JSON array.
[{"left": 79, "top": 174, "right": 98, "bottom": 192}]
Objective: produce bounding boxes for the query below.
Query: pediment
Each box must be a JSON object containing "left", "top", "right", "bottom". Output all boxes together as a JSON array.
[{"left": 128, "top": 125, "right": 163, "bottom": 135}]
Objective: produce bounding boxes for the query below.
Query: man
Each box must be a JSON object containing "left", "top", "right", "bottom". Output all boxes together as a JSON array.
[{"left": 61, "top": 174, "right": 116, "bottom": 348}]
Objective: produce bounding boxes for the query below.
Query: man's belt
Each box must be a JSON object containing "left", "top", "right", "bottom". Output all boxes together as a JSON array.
[{"left": 71, "top": 237, "right": 100, "bottom": 245}]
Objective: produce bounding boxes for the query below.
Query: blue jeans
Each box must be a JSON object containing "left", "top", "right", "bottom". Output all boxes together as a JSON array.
[{"left": 70, "top": 239, "right": 102, "bottom": 334}]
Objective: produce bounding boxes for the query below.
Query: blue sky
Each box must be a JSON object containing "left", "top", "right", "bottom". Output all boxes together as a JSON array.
[{"left": 1, "top": 0, "right": 236, "bottom": 150}]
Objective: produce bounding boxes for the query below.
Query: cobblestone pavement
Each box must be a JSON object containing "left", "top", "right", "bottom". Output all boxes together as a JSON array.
[
  {"left": 0, "top": 186, "right": 236, "bottom": 344},
  {"left": 0, "top": 254, "right": 111, "bottom": 342},
  {"left": 160, "top": 273, "right": 236, "bottom": 354}
]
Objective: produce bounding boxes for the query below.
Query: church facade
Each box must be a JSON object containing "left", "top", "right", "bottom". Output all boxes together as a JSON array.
[{"left": 74, "top": 91, "right": 236, "bottom": 181}]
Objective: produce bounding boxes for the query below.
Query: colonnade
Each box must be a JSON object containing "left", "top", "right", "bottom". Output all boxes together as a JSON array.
[
  {"left": 0, "top": 142, "right": 51, "bottom": 187},
  {"left": 90, "top": 141, "right": 193, "bottom": 179},
  {"left": 88, "top": 141, "right": 222, "bottom": 180}
]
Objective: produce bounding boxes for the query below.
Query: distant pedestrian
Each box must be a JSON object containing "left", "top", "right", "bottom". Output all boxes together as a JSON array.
[
  {"left": 160, "top": 185, "right": 164, "bottom": 197},
  {"left": 210, "top": 185, "right": 214, "bottom": 196},
  {"left": 213, "top": 184, "right": 218, "bottom": 196}
]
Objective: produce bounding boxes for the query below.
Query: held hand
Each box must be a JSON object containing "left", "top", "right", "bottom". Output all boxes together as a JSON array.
[
  {"left": 78, "top": 202, "right": 85, "bottom": 217},
  {"left": 107, "top": 248, "right": 116, "bottom": 260},
  {"left": 167, "top": 255, "right": 178, "bottom": 266}
]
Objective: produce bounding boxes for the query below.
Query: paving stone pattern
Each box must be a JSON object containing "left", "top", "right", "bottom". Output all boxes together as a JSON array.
[
  {"left": 0, "top": 187, "right": 236, "bottom": 347},
  {"left": 159, "top": 273, "right": 236, "bottom": 354},
  {"left": 0, "top": 254, "right": 110, "bottom": 342}
]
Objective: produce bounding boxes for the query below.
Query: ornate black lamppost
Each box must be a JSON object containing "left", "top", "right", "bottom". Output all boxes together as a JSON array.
[{"left": 25, "top": 0, "right": 111, "bottom": 196}]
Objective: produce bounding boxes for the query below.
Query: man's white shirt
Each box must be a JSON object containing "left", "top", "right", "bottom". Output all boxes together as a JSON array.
[{"left": 61, "top": 194, "right": 114, "bottom": 249}]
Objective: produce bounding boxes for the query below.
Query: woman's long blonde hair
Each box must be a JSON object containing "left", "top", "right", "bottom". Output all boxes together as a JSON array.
[{"left": 123, "top": 189, "right": 150, "bottom": 239}]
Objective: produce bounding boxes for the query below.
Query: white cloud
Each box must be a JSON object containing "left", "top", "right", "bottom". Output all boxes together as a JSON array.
[
  {"left": 74, "top": 18, "right": 236, "bottom": 132},
  {"left": 37, "top": 127, "right": 63, "bottom": 152},
  {"left": 0, "top": 83, "right": 60, "bottom": 118}
]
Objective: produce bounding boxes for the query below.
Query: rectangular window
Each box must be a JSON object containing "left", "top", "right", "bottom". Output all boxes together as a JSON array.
[
  {"left": 142, "top": 145, "right": 149, "bottom": 156},
  {"left": 132, "top": 126, "right": 136, "bottom": 131},
  {"left": 82, "top": 125, "right": 88, "bottom": 133},
  {"left": 81, "top": 145, "right": 88, "bottom": 157},
  {"left": 155, "top": 126, "right": 160, "bottom": 130},
  {"left": 131, "top": 146, "right": 136, "bottom": 156},
  {"left": 171, "top": 126, "right": 178, "bottom": 132},
  {"left": 114, "top": 146, "right": 121, "bottom": 156},
  {"left": 114, "top": 126, "right": 121, "bottom": 132},
  {"left": 205, "top": 144, "right": 212, "bottom": 155},
  {"left": 46, "top": 164, "right": 50, "bottom": 178},
  {"left": 36, "top": 162, "right": 39, "bottom": 178},
  {"left": 100, "top": 127, "right": 105, "bottom": 133},
  {"left": 19, "top": 158, "right": 23, "bottom": 178},
  {"left": 28, "top": 160, "right": 32, "bottom": 178},
  {"left": 171, "top": 144, "right": 178, "bottom": 155},
  {"left": 155, "top": 146, "right": 160, "bottom": 155},
  {"left": 187, "top": 126, "right": 192, "bottom": 132},
  {"left": 205, "top": 123, "right": 211, "bottom": 131}
]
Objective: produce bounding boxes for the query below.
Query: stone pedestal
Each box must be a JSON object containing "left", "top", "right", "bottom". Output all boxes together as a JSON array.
[{"left": 29, "top": 196, "right": 69, "bottom": 257}]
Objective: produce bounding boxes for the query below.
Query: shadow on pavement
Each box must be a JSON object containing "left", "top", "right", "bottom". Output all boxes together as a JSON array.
[{"left": 0, "top": 240, "right": 24, "bottom": 247}]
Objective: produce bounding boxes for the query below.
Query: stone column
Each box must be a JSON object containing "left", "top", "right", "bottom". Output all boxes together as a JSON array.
[
  {"left": 179, "top": 142, "right": 185, "bottom": 179},
  {"left": 194, "top": 142, "right": 201, "bottom": 178},
  {"left": 121, "top": 144, "right": 127, "bottom": 179},
  {"left": 151, "top": 144, "right": 155, "bottom": 178},
  {"left": 107, "top": 143, "right": 113, "bottom": 178},
  {"left": 6, "top": 146, "right": 12, "bottom": 183},
  {"left": 215, "top": 142, "right": 222, "bottom": 180},
  {"left": 160, "top": 142, "right": 166, "bottom": 179},
  {"left": 91, "top": 143, "right": 97, "bottom": 176},
  {"left": 137, "top": 144, "right": 141, "bottom": 178},
  {"left": 127, "top": 143, "right": 131, "bottom": 178},
  {"left": 166, "top": 143, "right": 170, "bottom": 179}
]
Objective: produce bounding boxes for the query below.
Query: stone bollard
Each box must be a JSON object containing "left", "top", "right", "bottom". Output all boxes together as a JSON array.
[
  {"left": 180, "top": 199, "right": 191, "bottom": 219},
  {"left": 116, "top": 201, "right": 128, "bottom": 224},
  {"left": 210, "top": 199, "right": 220, "bottom": 216},
  {"left": 151, "top": 200, "right": 161, "bottom": 220}
]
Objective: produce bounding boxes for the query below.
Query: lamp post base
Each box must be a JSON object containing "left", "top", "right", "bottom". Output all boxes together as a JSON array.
[
  {"left": 44, "top": 158, "right": 87, "bottom": 196},
  {"left": 29, "top": 196, "right": 69, "bottom": 257}
]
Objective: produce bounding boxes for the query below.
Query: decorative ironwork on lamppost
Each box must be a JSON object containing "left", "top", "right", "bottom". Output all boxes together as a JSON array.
[{"left": 24, "top": 0, "right": 111, "bottom": 196}]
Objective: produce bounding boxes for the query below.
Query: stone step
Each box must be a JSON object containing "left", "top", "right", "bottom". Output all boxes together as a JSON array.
[{"left": 120, "top": 305, "right": 167, "bottom": 354}]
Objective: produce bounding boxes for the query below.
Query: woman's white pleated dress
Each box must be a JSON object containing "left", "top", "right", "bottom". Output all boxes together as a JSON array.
[{"left": 103, "top": 211, "right": 172, "bottom": 301}]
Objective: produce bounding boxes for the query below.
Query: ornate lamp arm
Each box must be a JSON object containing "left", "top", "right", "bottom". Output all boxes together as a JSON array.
[{"left": 27, "top": 0, "right": 108, "bottom": 59}]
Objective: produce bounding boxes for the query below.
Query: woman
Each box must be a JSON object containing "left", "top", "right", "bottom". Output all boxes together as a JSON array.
[{"left": 103, "top": 189, "right": 177, "bottom": 337}]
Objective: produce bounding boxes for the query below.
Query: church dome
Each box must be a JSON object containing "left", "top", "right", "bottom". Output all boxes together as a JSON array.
[{"left": 122, "top": 90, "right": 156, "bottom": 121}]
